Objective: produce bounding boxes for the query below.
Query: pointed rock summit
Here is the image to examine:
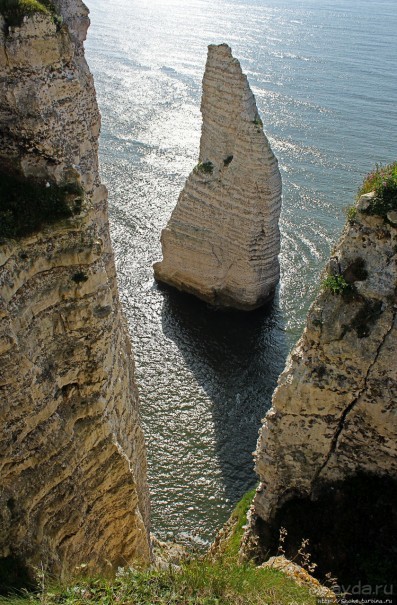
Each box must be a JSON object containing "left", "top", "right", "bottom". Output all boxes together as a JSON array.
[{"left": 154, "top": 43, "right": 282, "bottom": 310}]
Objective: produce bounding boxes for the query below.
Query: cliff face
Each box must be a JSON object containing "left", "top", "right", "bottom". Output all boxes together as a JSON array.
[
  {"left": 244, "top": 194, "right": 397, "bottom": 584},
  {"left": 0, "top": 1, "right": 151, "bottom": 579},
  {"left": 154, "top": 43, "right": 281, "bottom": 311}
]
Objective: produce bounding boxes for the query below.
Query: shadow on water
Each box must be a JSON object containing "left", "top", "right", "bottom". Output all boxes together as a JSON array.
[{"left": 159, "top": 283, "right": 288, "bottom": 505}]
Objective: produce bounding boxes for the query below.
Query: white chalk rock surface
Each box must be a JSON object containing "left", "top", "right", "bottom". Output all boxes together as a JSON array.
[{"left": 154, "top": 44, "right": 282, "bottom": 310}]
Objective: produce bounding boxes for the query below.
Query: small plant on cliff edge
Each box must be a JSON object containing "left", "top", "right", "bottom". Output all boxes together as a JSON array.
[
  {"left": 296, "top": 538, "right": 317, "bottom": 575},
  {"left": 322, "top": 274, "right": 350, "bottom": 295},
  {"left": 273, "top": 529, "right": 318, "bottom": 575},
  {"left": 345, "top": 205, "right": 357, "bottom": 223},
  {"left": 194, "top": 160, "right": 214, "bottom": 175},
  {"left": 277, "top": 527, "right": 287, "bottom": 556},
  {"left": 358, "top": 161, "right": 397, "bottom": 218}
]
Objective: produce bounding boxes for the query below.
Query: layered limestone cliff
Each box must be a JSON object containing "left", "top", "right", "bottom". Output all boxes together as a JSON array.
[
  {"left": 244, "top": 193, "right": 397, "bottom": 584},
  {"left": 154, "top": 43, "right": 282, "bottom": 310},
  {"left": 0, "top": 0, "right": 151, "bottom": 579}
]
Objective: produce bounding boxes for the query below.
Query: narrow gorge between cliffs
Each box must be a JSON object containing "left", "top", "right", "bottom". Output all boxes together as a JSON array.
[{"left": 84, "top": 0, "right": 397, "bottom": 549}]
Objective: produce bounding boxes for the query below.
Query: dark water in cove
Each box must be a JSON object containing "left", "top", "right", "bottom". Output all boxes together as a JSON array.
[{"left": 85, "top": 0, "right": 397, "bottom": 547}]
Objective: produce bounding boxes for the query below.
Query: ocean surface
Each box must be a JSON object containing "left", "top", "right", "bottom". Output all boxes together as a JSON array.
[{"left": 85, "top": 0, "right": 397, "bottom": 547}]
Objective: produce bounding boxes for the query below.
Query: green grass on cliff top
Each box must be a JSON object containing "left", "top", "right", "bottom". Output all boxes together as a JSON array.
[
  {"left": 0, "top": 0, "right": 55, "bottom": 26},
  {"left": 358, "top": 161, "right": 397, "bottom": 217},
  {"left": 0, "top": 490, "right": 317, "bottom": 605},
  {"left": 0, "top": 563, "right": 317, "bottom": 605}
]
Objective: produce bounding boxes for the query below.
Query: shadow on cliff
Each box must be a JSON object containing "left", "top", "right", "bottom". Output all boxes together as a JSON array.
[
  {"left": 252, "top": 472, "right": 397, "bottom": 596},
  {"left": 159, "top": 283, "right": 288, "bottom": 505},
  {"left": 0, "top": 555, "right": 35, "bottom": 596}
]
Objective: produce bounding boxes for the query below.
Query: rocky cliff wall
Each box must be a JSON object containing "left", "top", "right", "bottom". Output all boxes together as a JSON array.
[
  {"left": 154, "top": 43, "right": 281, "bottom": 310},
  {"left": 0, "top": 0, "right": 151, "bottom": 580},
  {"left": 243, "top": 193, "right": 397, "bottom": 585}
]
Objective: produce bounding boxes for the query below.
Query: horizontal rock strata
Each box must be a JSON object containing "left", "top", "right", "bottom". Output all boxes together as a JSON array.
[
  {"left": 243, "top": 193, "right": 397, "bottom": 583},
  {"left": 154, "top": 43, "right": 281, "bottom": 310},
  {"left": 0, "top": 0, "right": 151, "bottom": 580}
]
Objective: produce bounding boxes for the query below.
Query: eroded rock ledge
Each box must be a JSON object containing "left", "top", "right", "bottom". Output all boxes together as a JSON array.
[
  {"left": 243, "top": 194, "right": 397, "bottom": 586},
  {"left": 154, "top": 43, "right": 282, "bottom": 311},
  {"left": 0, "top": 0, "right": 151, "bottom": 581}
]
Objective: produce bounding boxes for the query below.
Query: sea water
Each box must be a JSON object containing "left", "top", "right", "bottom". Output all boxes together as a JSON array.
[{"left": 85, "top": 0, "right": 397, "bottom": 547}]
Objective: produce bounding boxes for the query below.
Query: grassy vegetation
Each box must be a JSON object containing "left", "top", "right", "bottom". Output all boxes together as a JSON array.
[
  {"left": 0, "top": 491, "right": 317, "bottom": 605},
  {"left": 216, "top": 488, "right": 256, "bottom": 560},
  {"left": 0, "top": 565, "right": 318, "bottom": 605},
  {"left": 358, "top": 161, "right": 397, "bottom": 218},
  {"left": 345, "top": 205, "right": 357, "bottom": 223},
  {"left": 322, "top": 274, "right": 350, "bottom": 295},
  {"left": 0, "top": 0, "right": 58, "bottom": 27},
  {"left": 0, "top": 171, "right": 83, "bottom": 241},
  {"left": 194, "top": 161, "right": 214, "bottom": 175}
]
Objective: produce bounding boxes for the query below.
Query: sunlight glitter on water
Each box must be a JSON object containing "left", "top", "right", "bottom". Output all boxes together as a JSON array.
[{"left": 85, "top": 0, "right": 397, "bottom": 547}]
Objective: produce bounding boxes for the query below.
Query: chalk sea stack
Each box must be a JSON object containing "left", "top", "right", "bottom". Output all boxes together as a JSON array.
[
  {"left": 0, "top": 0, "right": 151, "bottom": 579},
  {"left": 243, "top": 192, "right": 397, "bottom": 586},
  {"left": 154, "top": 43, "right": 282, "bottom": 311}
]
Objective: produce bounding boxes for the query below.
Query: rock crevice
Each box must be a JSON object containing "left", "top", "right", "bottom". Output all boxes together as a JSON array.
[{"left": 315, "top": 305, "right": 397, "bottom": 482}]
